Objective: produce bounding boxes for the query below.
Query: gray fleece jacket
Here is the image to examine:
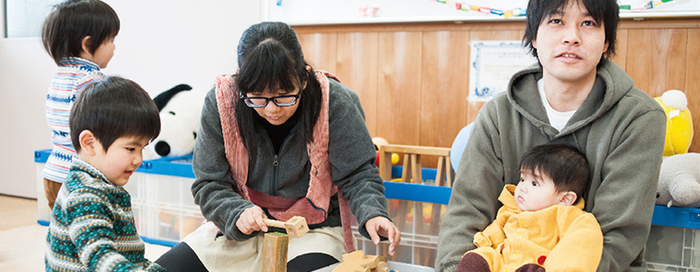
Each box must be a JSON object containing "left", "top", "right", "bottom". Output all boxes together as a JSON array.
[
  {"left": 436, "top": 59, "right": 666, "bottom": 272},
  {"left": 191, "top": 78, "right": 389, "bottom": 242}
]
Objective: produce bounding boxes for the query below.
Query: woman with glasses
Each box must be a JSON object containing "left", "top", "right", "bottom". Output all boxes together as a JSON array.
[{"left": 156, "top": 21, "right": 401, "bottom": 272}]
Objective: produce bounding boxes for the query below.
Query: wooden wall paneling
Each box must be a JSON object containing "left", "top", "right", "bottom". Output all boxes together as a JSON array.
[
  {"left": 686, "top": 29, "right": 700, "bottom": 153},
  {"left": 296, "top": 32, "right": 338, "bottom": 74},
  {"left": 376, "top": 31, "right": 423, "bottom": 145},
  {"left": 420, "top": 31, "right": 470, "bottom": 148},
  {"left": 293, "top": 21, "right": 526, "bottom": 35},
  {"left": 466, "top": 30, "right": 524, "bottom": 124},
  {"left": 610, "top": 29, "right": 628, "bottom": 70},
  {"left": 336, "top": 32, "right": 380, "bottom": 136},
  {"left": 469, "top": 30, "right": 524, "bottom": 42},
  {"left": 292, "top": 19, "right": 700, "bottom": 154},
  {"left": 625, "top": 28, "right": 687, "bottom": 98},
  {"left": 618, "top": 19, "right": 700, "bottom": 30}
]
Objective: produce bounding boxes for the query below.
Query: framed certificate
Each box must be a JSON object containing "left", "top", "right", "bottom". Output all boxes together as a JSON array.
[{"left": 469, "top": 40, "right": 537, "bottom": 102}]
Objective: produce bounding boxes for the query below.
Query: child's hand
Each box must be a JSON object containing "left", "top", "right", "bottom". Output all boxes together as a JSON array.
[
  {"left": 236, "top": 205, "right": 268, "bottom": 234},
  {"left": 365, "top": 216, "right": 401, "bottom": 256}
]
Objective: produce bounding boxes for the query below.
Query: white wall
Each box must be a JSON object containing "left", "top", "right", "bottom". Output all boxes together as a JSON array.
[{"left": 0, "top": 1, "right": 261, "bottom": 198}]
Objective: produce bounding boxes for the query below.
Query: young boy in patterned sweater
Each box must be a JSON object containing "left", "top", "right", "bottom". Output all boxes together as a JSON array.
[{"left": 45, "top": 76, "right": 166, "bottom": 272}]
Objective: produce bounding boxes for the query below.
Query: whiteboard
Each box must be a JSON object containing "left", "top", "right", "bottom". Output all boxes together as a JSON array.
[{"left": 262, "top": 0, "right": 700, "bottom": 26}]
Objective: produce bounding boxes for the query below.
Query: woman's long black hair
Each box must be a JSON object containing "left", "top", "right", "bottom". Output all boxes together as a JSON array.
[{"left": 234, "top": 21, "right": 322, "bottom": 158}]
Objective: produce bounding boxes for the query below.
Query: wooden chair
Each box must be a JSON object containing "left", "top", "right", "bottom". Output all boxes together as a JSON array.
[{"left": 377, "top": 144, "right": 454, "bottom": 266}]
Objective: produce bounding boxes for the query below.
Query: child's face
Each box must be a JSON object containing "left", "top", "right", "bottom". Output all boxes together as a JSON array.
[
  {"left": 82, "top": 36, "right": 116, "bottom": 69},
  {"left": 514, "top": 170, "right": 567, "bottom": 211},
  {"left": 94, "top": 37, "right": 116, "bottom": 68},
  {"left": 89, "top": 136, "right": 149, "bottom": 186}
]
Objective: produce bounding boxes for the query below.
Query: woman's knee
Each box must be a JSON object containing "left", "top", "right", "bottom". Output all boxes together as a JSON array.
[
  {"left": 287, "top": 252, "right": 339, "bottom": 272},
  {"left": 155, "top": 242, "right": 208, "bottom": 272}
]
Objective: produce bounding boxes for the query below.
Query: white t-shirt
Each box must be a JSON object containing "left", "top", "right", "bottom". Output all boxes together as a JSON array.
[{"left": 538, "top": 78, "right": 576, "bottom": 132}]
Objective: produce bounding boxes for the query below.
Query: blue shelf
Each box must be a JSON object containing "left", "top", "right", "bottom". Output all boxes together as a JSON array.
[
  {"left": 652, "top": 205, "right": 700, "bottom": 229},
  {"left": 35, "top": 149, "right": 195, "bottom": 179}
]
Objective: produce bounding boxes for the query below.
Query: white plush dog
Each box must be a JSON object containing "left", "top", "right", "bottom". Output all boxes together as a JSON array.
[
  {"left": 144, "top": 84, "right": 206, "bottom": 160},
  {"left": 656, "top": 153, "right": 700, "bottom": 208}
]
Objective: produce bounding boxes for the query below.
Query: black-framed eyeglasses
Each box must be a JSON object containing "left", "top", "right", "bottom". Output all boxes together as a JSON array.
[{"left": 240, "top": 93, "right": 301, "bottom": 108}]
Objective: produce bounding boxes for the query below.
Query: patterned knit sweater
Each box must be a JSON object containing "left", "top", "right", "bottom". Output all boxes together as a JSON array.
[
  {"left": 45, "top": 159, "right": 165, "bottom": 272},
  {"left": 42, "top": 58, "right": 104, "bottom": 183}
]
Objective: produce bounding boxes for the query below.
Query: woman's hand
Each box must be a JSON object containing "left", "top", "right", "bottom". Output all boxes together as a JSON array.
[
  {"left": 236, "top": 205, "right": 268, "bottom": 235},
  {"left": 365, "top": 216, "right": 401, "bottom": 256}
]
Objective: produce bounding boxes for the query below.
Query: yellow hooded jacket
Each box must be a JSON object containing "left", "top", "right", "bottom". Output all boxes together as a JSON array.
[{"left": 469, "top": 185, "right": 603, "bottom": 272}]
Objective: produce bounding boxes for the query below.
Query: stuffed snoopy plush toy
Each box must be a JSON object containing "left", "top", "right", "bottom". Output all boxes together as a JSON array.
[{"left": 144, "top": 84, "right": 206, "bottom": 160}]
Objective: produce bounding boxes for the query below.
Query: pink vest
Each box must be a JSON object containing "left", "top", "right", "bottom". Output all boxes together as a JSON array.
[{"left": 214, "top": 71, "right": 355, "bottom": 252}]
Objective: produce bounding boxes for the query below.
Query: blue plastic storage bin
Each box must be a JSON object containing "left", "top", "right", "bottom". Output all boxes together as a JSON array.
[{"left": 34, "top": 149, "right": 700, "bottom": 269}]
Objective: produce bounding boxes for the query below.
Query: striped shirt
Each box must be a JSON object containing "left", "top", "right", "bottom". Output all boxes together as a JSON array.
[
  {"left": 42, "top": 58, "right": 104, "bottom": 183},
  {"left": 45, "top": 159, "right": 165, "bottom": 272}
]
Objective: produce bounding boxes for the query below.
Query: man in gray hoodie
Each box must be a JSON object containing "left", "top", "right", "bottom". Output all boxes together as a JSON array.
[{"left": 436, "top": 0, "right": 667, "bottom": 271}]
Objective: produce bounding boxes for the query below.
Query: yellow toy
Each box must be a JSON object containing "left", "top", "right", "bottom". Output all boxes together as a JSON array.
[
  {"left": 372, "top": 137, "right": 399, "bottom": 165},
  {"left": 655, "top": 90, "right": 694, "bottom": 156}
]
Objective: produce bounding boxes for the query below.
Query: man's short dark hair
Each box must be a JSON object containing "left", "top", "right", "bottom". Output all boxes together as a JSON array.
[
  {"left": 522, "top": 0, "right": 619, "bottom": 60},
  {"left": 42, "top": 0, "right": 120, "bottom": 65},
  {"left": 70, "top": 76, "right": 160, "bottom": 153},
  {"left": 519, "top": 143, "right": 590, "bottom": 204}
]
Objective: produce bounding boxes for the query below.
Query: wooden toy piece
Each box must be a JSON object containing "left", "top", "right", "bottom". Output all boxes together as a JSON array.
[
  {"left": 376, "top": 261, "right": 389, "bottom": 272},
  {"left": 262, "top": 216, "right": 309, "bottom": 238},
  {"left": 331, "top": 260, "right": 369, "bottom": 272},
  {"left": 332, "top": 251, "right": 368, "bottom": 272},
  {"left": 341, "top": 250, "right": 365, "bottom": 262},
  {"left": 358, "top": 254, "right": 381, "bottom": 269},
  {"left": 333, "top": 250, "right": 389, "bottom": 272},
  {"left": 262, "top": 232, "right": 289, "bottom": 272}
]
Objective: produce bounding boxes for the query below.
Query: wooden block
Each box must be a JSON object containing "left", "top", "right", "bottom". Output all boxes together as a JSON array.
[
  {"left": 376, "top": 261, "right": 389, "bottom": 272},
  {"left": 262, "top": 232, "right": 289, "bottom": 272},
  {"left": 342, "top": 250, "right": 365, "bottom": 261},
  {"left": 359, "top": 255, "right": 381, "bottom": 269},
  {"left": 332, "top": 260, "right": 370, "bottom": 272},
  {"left": 283, "top": 216, "right": 309, "bottom": 237},
  {"left": 262, "top": 216, "right": 309, "bottom": 238},
  {"left": 334, "top": 250, "right": 372, "bottom": 272}
]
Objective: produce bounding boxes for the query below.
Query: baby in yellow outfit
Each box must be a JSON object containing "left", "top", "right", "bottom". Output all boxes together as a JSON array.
[{"left": 456, "top": 144, "right": 603, "bottom": 272}]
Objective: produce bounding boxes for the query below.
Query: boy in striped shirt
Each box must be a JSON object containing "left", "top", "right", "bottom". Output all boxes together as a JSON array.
[{"left": 41, "top": 0, "right": 119, "bottom": 209}]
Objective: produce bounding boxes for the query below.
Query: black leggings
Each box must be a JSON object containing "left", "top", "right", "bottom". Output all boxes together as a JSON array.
[{"left": 155, "top": 242, "right": 339, "bottom": 272}]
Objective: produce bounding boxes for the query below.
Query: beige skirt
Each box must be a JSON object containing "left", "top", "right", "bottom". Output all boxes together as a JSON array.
[{"left": 182, "top": 221, "right": 351, "bottom": 272}]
